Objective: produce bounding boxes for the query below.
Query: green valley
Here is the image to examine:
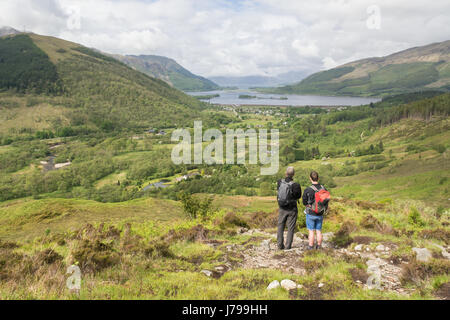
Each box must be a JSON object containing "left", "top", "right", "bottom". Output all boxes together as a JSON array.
[{"left": 0, "top": 32, "right": 449, "bottom": 301}]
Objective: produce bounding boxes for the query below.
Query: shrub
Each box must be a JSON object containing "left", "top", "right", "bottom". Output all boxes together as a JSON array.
[
  {"left": 178, "top": 192, "right": 213, "bottom": 220},
  {"left": 401, "top": 259, "right": 450, "bottom": 286},
  {"left": 408, "top": 207, "right": 425, "bottom": 227},
  {"left": 331, "top": 221, "right": 356, "bottom": 248},
  {"left": 216, "top": 212, "right": 249, "bottom": 229},
  {"left": 432, "top": 144, "right": 446, "bottom": 154}
]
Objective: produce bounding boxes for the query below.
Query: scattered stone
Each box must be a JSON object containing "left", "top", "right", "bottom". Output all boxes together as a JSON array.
[
  {"left": 297, "top": 284, "right": 303, "bottom": 289},
  {"left": 354, "top": 244, "right": 363, "bottom": 251},
  {"left": 261, "top": 239, "right": 271, "bottom": 251},
  {"left": 281, "top": 279, "right": 297, "bottom": 290},
  {"left": 432, "top": 244, "right": 450, "bottom": 260},
  {"left": 366, "top": 258, "right": 386, "bottom": 268},
  {"left": 376, "top": 244, "right": 386, "bottom": 251},
  {"left": 322, "top": 232, "right": 334, "bottom": 242},
  {"left": 200, "top": 270, "right": 213, "bottom": 277},
  {"left": 267, "top": 280, "right": 280, "bottom": 290},
  {"left": 318, "top": 283, "right": 324, "bottom": 288},
  {"left": 366, "top": 247, "right": 371, "bottom": 252},
  {"left": 238, "top": 227, "right": 249, "bottom": 234},
  {"left": 412, "top": 247, "right": 432, "bottom": 262}
]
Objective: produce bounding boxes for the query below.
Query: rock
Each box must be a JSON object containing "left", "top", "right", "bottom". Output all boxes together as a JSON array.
[
  {"left": 215, "top": 266, "right": 225, "bottom": 272},
  {"left": 267, "top": 280, "right": 280, "bottom": 290},
  {"left": 366, "top": 247, "right": 371, "bottom": 252},
  {"left": 432, "top": 244, "right": 450, "bottom": 260},
  {"left": 238, "top": 227, "right": 248, "bottom": 234},
  {"left": 281, "top": 279, "right": 297, "bottom": 290},
  {"left": 366, "top": 258, "right": 386, "bottom": 268},
  {"left": 354, "top": 244, "right": 363, "bottom": 251},
  {"left": 318, "top": 283, "right": 324, "bottom": 288},
  {"left": 412, "top": 247, "right": 432, "bottom": 262},
  {"left": 297, "top": 284, "right": 303, "bottom": 289},
  {"left": 376, "top": 244, "right": 385, "bottom": 251},
  {"left": 200, "top": 270, "right": 213, "bottom": 277},
  {"left": 261, "top": 239, "right": 271, "bottom": 251},
  {"left": 322, "top": 232, "right": 334, "bottom": 242}
]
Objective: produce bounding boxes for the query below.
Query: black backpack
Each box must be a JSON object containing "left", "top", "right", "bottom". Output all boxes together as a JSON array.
[{"left": 277, "top": 179, "right": 295, "bottom": 207}]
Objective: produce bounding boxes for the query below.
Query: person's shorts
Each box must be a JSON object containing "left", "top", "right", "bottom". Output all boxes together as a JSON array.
[{"left": 306, "top": 213, "right": 324, "bottom": 231}]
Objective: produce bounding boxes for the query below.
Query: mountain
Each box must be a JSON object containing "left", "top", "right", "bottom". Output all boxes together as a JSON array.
[
  {"left": 210, "top": 70, "right": 308, "bottom": 89},
  {"left": 0, "top": 26, "right": 20, "bottom": 37},
  {"left": 113, "top": 54, "right": 220, "bottom": 92},
  {"left": 267, "top": 40, "right": 450, "bottom": 96},
  {"left": 0, "top": 33, "right": 206, "bottom": 133}
]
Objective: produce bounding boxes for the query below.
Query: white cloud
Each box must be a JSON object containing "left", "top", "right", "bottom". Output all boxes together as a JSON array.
[
  {"left": 0, "top": 0, "right": 449, "bottom": 79},
  {"left": 322, "top": 57, "right": 339, "bottom": 70},
  {"left": 292, "top": 40, "right": 320, "bottom": 58}
]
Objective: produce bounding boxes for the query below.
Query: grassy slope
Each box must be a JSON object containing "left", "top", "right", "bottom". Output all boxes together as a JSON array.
[
  {"left": 290, "top": 117, "right": 450, "bottom": 206},
  {"left": 0, "top": 113, "right": 448, "bottom": 299},
  {"left": 0, "top": 197, "right": 183, "bottom": 242}
]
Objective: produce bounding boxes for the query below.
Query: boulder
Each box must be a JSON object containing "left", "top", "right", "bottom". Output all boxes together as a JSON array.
[
  {"left": 267, "top": 280, "right": 280, "bottom": 290},
  {"left": 280, "top": 279, "right": 297, "bottom": 290},
  {"left": 200, "top": 270, "right": 213, "bottom": 277},
  {"left": 412, "top": 247, "right": 432, "bottom": 262}
]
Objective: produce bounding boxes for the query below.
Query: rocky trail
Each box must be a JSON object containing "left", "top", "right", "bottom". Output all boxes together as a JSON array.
[{"left": 201, "top": 228, "right": 450, "bottom": 297}]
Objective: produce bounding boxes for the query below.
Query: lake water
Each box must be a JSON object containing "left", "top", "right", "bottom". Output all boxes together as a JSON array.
[{"left": 187, "top": 90, "right": 381, "bottom": 107}]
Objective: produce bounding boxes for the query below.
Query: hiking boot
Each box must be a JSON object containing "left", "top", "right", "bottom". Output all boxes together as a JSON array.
[
  {"left": 307, "top": 245, "right": 314, "bottom": 250},
  {"left": 315, "top": 244, "right": 322, "bottom": 250}
]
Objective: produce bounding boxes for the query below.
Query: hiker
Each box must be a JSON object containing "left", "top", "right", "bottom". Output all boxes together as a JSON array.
[
  {"left": 303, "top": 171, "right": 330, "bottom": 250},
  {"left": 276, "top": 166, "right": 302, "bottom": 250}
]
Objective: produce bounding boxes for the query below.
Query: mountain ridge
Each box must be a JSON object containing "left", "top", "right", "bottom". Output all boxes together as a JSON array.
[
  {"left": 262, "top": 40, "right": 450, "bottom": 97},
  {"left": 113, "top": 54, "right": 220, "bottom": 92}
]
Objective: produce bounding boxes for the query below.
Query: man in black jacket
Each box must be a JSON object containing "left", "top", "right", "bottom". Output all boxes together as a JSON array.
[{"left": 276, "top": 166, "right": 302, "bottom": 250}]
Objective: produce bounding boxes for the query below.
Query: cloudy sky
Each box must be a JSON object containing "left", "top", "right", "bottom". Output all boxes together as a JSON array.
[{"left": 1, "top": 0, "right": 449, "bottom": 78}]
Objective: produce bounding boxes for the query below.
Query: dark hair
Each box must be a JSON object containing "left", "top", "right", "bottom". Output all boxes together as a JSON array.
[{"left": 310, "top": 171, "right": 319, "bottom": 182}]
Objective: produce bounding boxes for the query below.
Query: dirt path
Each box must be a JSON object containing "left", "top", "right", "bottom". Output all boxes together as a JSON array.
[{"left": 213, "top": 229, "right": 409, "bottom": 295}]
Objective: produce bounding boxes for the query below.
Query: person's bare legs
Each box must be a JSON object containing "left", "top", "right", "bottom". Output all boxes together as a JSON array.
[
  {"left": 316, "top": 230, "right": 323, "bottom": 246},
  {"left": 308, "top": 230, "right": 315, "bottom": 247}
]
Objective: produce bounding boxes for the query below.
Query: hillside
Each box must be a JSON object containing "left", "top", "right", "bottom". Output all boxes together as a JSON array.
[
  {"left": 264, "top": 40, "right": 450, "bottom": 97},
  {"left": 0, "top": 92, "right": 448, "bottom": 300},
  {"left": 114, "top": 54, "right": 220, "bottom": 92},
  {"left": 0, "top": 33, "right": 208, "bottom": 134}
]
